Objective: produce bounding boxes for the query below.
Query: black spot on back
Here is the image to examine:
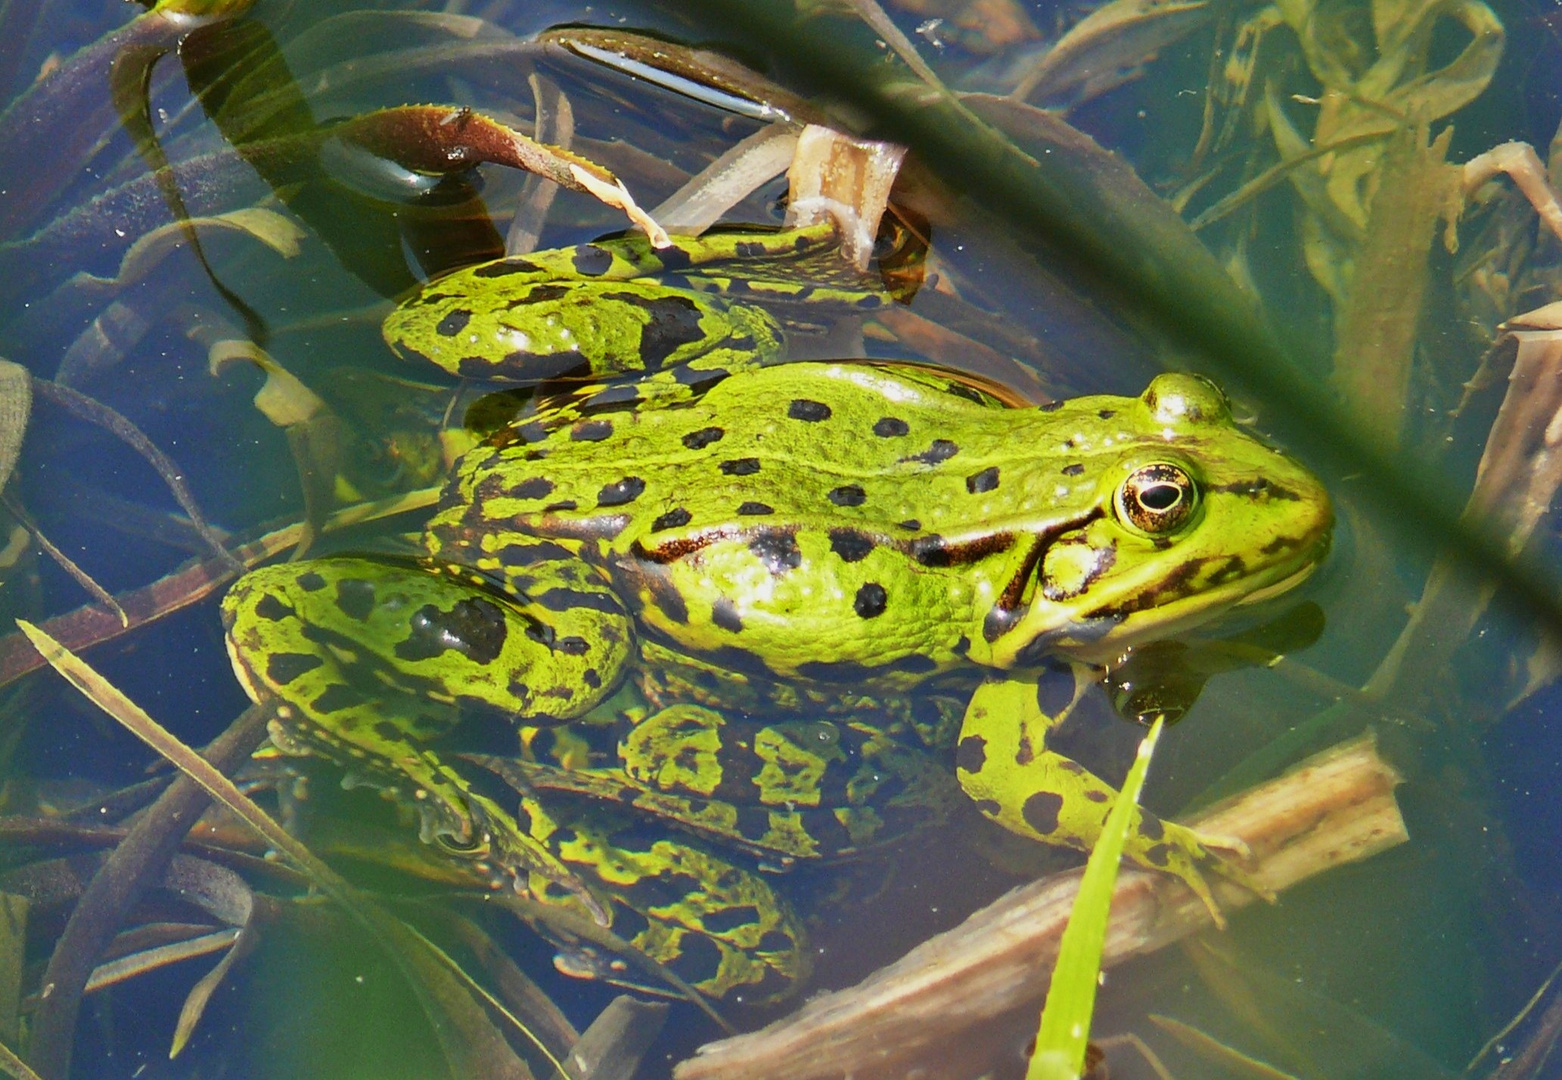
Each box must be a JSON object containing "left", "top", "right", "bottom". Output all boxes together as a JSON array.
[
  {"left": 682, "top": 426, "right": 725, "bottom": 450},
  {"left": 738, "top": 500, "right": 774, "bottom": 516},
  {"left": 873, "top": 417, "right": 909, "bottom": 437},
  {"left": 649, "top": 512, "right": 693, "bottom": 537},
  {"left": 966, "top": 466, "right": 1000, "bottom": 494},
  {"left": 749, "top": 531, "right": 801, "bottom": 573},
  {"left": 600, "top": 292, "right": 705, "bottom": 368},
  {"left": 720, "top": 457, "right": 760, "bottom": 476},
  {"left": 1062, "top": 463, "right": 1085, "bottom": 476},
  {"left": 829, "top": 529, "right": 874, "bottom": 563},
  {"left": 653, "top": 508, "right": 692, "bottom": 531},
  {"left": 712, "top": 598, "right": 743, "bottom": 633},
  {"left": 906, "top": 439, "right": 959, "bottom": 465},
  {"left": 596, "top": 476, "right": 646, "bottom": 506},
  {"left": 571, "top": 419, "right": 614, "bottom": 442},
  {"left": 472, "top": 258, "right": 542, "bottom": 278},
  {"left": 572, "top": 245, "right": 613, "bottom": 275},
  {"left": 652, "top": 580, "right": 690, "bottom": 624},
  {"left": 758, "top": 929, "right": 796, "bottom": 955},
  {"left": 297, "top": 572, "right": 326, "bottom": 592},
  {"left": 854, "top": 582, "right": 887, "bottom": 618},
  {"left": 311, "top": 684, "right": 364, "bottom": 715},
  {"left": 787, "top": 399, "right": 831, "bottom": 422},
  {"left": 511, "top": 477, "right": 555, "bottom": 500},
  {"left": 828, "top": 485, "right": 866, "bottom": 507},
  {"left": 435, "top": 310, "right": 471, "bottom": 337},
  {"left": 396, "top": 598, "right": 509, "bottom": 665},
  {"left": 1036, "top": 667, "right": 1075, "bottom": 717},
  {"left": 509, "top": 284, "right": 566, "bottom": 305},
  {"left": 335, "top": 579, "right": 376, "bottom": 622},
  {"left": 702, "top": 905, "right": 762, "bottom": 934}
]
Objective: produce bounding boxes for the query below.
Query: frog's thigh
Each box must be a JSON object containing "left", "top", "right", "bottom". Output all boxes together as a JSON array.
[
  {"left": 541, "top": 808, "right": 808, "bottom": 998},
  {"left": 955, "top": 675, "right": 1219, "bottom": 895},
  {"left": 226, "top": 555, "right": 632, "bottom": 726},
  {"left": 224, "top": 557, "right": 621, "bottom": 911}
]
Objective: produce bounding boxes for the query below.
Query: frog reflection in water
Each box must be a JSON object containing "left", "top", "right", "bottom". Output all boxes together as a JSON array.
[{"left": 222, "top": 225, "right": 1333, "bottom": 998}]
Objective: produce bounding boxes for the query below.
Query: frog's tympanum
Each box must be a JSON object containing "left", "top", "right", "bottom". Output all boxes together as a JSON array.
[{"left": 223, "top": 226, "right": 1333, "bottom": 999}]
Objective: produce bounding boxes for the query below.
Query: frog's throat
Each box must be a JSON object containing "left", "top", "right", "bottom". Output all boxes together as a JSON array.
[{"left": 1000, "top": 528, "right": 1331, "bottom": 666}]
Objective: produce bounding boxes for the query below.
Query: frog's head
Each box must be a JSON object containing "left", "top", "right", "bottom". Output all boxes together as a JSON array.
[{"left": 993, "top": 373, "right": 1333, "bottom": 667}]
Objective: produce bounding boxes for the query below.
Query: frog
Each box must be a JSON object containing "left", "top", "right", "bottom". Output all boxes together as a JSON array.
[{"left": 222, "top": 224, "right": 1333, "bottom": 998}]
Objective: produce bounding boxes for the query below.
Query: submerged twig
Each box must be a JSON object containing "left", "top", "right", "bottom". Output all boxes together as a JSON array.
[
  {"left": 0, "top": 487, "right": 437, "bottom": 689},
  {"left": 2, "top": 493, "right": 127, "bottom": 626},
  {"left": 550, "top": 995, "right": 669, "bottom": 1080},
  {"left": 31, "top": 379, "right": 239, "bottom": 571}
]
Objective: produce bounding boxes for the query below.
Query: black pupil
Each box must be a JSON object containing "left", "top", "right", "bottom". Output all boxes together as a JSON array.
[{"left": 1139, "top": 483, "right": 1182, "bottom": 511}]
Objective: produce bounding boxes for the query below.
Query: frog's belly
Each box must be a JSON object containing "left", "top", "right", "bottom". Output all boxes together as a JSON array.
[{"left": 610, "top": 529, "right": 980, "bottom": 681}]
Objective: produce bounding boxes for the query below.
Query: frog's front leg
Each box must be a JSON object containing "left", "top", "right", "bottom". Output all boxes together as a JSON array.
[
  {"left": 955, "top": 673, "right": 1259, "bottom": 927},
  {"left": 222, "top": 553, "right": 634, "bottom": 921}
]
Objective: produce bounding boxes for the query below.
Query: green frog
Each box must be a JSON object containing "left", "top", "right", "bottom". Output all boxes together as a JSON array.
[{"left": 222, "top": 225, "right": 1332, "bottom": 998}]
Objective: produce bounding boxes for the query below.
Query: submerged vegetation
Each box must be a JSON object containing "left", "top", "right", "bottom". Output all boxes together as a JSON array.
[{"left": 0, "top": 1, "right": 1558, "bottom": 1078}]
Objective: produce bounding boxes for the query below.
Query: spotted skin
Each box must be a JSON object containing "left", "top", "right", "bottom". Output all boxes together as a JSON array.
[
  {"left": 383, "top": 221, "right": 887, "bottom": 386},
  {"left": 515, "top": 792, "right": 810, "bottom": 998},
  {"left": 954, "top": 675, "right": 1263, "bottom": 925},
  {"left": 226, "top": 240, "right": 1334, "bottom": 995}
]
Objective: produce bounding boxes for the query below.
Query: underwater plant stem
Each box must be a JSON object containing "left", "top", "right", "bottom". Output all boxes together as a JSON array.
[{"left": 24, "top": 703, "right": 269, "bottom": 1080}]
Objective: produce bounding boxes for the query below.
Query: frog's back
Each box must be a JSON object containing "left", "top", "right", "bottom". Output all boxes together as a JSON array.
[{"left": 444, "top": 362, "right": 1050, "bottom": 541}]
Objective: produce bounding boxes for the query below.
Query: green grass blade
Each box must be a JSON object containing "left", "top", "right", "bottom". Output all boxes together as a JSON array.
[{"left": 1029, "top": 715, "right": 1166, "bottom": 1080}]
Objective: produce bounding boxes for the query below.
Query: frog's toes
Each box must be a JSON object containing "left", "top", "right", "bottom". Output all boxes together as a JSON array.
[
  {"left": 1183, "top": 828, "right": 1274, "bottom": 904},
  {"left": 1190, "top": 828, "right": 1253, "bottom": 862},
  {"left": 471, "top": 803, "right": 615, "bottom": 926},
  {"left": 1140, "top": 818, "right": 1262, "bottom": 929}
]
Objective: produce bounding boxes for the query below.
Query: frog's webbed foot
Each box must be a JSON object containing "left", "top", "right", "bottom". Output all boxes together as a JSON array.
[
  {"left": 1144, "top": 814, "right": 1272, "bottom": 929},
  {"left": 957, "top": 678, "right": 1272, "bottom": 931}
]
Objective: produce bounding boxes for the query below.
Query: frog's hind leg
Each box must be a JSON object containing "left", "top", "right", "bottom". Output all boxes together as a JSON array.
[
  {"left": 222, "top": 555, "right": 634, "bottom": 920},
  {"left": 955, "top": 673, "right": 1258, "bottom": 928}
]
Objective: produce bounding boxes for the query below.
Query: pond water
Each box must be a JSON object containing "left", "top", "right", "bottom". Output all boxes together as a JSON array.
[{"left": 2, "top": 1, "right": 1561, "bottom": 1078}]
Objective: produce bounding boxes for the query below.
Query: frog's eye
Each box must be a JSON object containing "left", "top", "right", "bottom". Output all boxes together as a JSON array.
[{"left": 1115, "top": 463, "right": 1197, "bottom": 535}]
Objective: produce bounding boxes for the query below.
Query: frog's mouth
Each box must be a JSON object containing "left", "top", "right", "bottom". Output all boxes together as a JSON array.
[
  {"left": 1012, "top": 522, "right": 1333, "bottom": 666},
  {"left": 1233, "top": 557, "right": 1323, "bottom": 608}
]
